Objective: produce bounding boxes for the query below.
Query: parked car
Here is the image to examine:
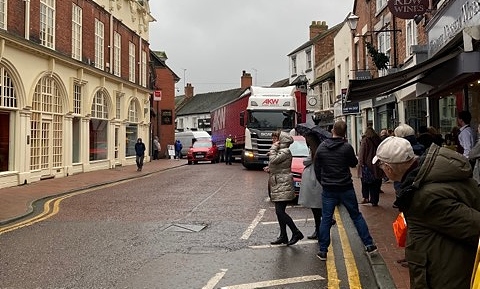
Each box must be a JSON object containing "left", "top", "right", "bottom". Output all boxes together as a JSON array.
[
  {"left": 267, "top": 135, "right": 309, "bottom": 199},
  {"left": 187, "top": 140, "right": 220, "bottom": 164},
  {"left": 175, "top": 131, "right": 211, "bottom": 158}
]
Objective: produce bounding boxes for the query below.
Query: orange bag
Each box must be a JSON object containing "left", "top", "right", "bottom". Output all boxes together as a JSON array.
[{"left": 392, "top": 213, "right": 407, "bottom": 247}]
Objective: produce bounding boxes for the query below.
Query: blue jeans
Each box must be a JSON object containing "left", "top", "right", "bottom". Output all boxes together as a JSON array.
[{"left": 318, "top": 187, "right": 374, "bottom": 252}]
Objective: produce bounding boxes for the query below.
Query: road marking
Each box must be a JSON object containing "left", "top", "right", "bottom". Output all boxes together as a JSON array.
[
  {"left": 203, "top": 268, "right": 228, "bottom": 289},
  {"left": 261, "top": 218, "right": 314, "bottom": 225},
  {"left": 334, "top": 208, "right": 361, "bottom": 289},
  {"left": 248, "top": 239, "right": 317, "bottom": 249},
  {"left": 0, "top": 180, "right": 135, "bottom": 235},
  {"left": 220, "top": 275, "right": 325, "bottom": 289},
  {"left": 240, "top": 209, "right": 266, "bottom": 240}
]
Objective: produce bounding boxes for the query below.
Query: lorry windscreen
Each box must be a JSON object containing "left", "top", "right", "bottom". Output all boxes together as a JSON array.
[{"left": 247, "top": 111, "right": 295, "bottom": 129}]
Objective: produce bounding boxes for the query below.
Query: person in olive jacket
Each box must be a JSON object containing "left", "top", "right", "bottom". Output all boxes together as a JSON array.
[
  {"left": 373, "top": 136, "right": 480, "bottom": 289},
  {"left": 263, "top": 130, "right": 303, "bottom": 246}
]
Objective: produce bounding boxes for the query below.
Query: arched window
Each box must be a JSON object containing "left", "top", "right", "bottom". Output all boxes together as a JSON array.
[
  {"left": 0, "top": 66, "right": 17, "bottom": 172},
  {"left": 89, "top": 90, "right": 109, "bottom": 161},
  {"left": 31, "top": 76, "right": 64, "bottom": 171}
]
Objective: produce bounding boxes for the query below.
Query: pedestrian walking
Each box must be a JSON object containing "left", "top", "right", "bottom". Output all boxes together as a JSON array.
[
  {"left": 225, "top": 134, "right": 234, "bottom": 165},
  {"left": 314, "top": 120, "right": 377, "bottom": 261},
  {"left": 298, "top": 132, "right": 335, "bottom": 240},
  {"left": 264, "top": 130, "right": 304, "bottom": 246},
  {"left": 358, "top": 127, "right": 384, "bottom": 206},
  {"left": 174, "top": 139, "right": 183, "bottom": 160},
  {"left": 373, "top": 136, "right": 480, "bottom": 289},
  {"left": 153, "top": 136, "right": 161, "bottom": 160},
  {"left": 135, "top": 138, "right": 146, "bottom": 171}
]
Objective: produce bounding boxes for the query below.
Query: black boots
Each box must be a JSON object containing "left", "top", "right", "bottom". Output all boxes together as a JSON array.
[
  {"left": 287, "top": 231, "right": 304, "bottom": 246},
  {"left": 270, "top": 235, "right": 288, "bottom": 245}
]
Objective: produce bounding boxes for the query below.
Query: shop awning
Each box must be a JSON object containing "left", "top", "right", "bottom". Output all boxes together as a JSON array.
[{"left": 346, "top": 50, "right": 462, "bottom": 102}]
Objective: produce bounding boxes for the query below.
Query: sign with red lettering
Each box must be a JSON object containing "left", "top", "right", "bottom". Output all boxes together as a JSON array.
[
  {"left": 153, "top": 90, "right": 162, "bottom": 101},
  {"left": 261, "top": 99, "right": 279, "bottom": 106},
  {"left": 387, "top": 0, "right": 428, "bottom": 19}
]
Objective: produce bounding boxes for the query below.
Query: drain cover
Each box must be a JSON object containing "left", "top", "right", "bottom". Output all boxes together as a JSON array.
[{"left": 164, "top": 224, "right": 206, "bottom": 232}]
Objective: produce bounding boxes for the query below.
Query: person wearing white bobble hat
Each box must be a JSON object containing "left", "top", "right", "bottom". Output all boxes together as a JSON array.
[{"left": 373, "top": 136, "right": 480, "bottom": 289}]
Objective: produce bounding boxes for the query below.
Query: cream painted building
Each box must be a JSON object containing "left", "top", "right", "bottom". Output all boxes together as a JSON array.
[{"left": 0, "top": 0, "right": 154, "bottom": 188}]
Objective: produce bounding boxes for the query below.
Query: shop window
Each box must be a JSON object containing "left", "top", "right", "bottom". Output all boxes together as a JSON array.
[
  {"left": 89, "top": 90, "right": 109, "bottom": 161},
  {"left": 0, "top": 112, "right": 9, "bottom": 171},
  {"left": 89, "top": 119, "right": 108, "bottom": 161}
]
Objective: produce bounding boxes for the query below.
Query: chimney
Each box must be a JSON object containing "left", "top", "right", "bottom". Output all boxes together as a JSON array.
[
  {"left": 309, "top": 21, "right": 328, "bottom": 39},
  {"left": 184, "top": 83, "right": 194, "bottom": 98},
  {"left": 241, "top": 70, "right": 252, "bottom": 89}
]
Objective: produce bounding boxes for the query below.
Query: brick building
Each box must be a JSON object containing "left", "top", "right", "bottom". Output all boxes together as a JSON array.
[{"left": 0, "top": 0, "right": 155, "bottom": 188}]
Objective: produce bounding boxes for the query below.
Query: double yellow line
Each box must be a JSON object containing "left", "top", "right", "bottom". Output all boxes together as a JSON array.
[
  {"left": 0, "top": 190, "right": 84, "bottom": 235},
  {"left": 326, "top": 209, "right": 362, "bottom": 289}
]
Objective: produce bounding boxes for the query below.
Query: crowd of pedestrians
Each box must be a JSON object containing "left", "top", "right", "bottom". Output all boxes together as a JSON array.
[{"left": 264, "top": 110, "right": 480, "bottom": 288}]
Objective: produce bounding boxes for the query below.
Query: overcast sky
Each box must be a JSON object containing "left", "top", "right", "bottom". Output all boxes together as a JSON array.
[{"left": 148, "top": 1, "right": 353, "bottom": 95}]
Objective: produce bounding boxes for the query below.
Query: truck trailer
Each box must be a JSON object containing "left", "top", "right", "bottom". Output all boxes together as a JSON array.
[{"left": 210, "top": 85, "right": 306, "bottom": 169}]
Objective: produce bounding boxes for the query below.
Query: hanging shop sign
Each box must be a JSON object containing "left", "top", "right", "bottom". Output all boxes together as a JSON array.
[
  {"left": 153, "top": 90, "right": 162, "bottom": 101},
  {"left": 387, "top": 0, "right": 429, "bottom": 19}
]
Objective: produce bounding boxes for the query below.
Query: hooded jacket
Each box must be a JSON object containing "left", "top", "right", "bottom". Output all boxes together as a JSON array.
[
  {"left": 268, "top": 132, "right": 295, "bottom": 202},
  {"left": 395, "top": 144, "right": 480, "bottom": 289},
  {"left": 314, "top": 137, "right": 358, "bottom": 192}
]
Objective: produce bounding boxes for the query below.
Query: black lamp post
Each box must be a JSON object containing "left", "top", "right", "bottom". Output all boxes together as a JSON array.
[{"left": 347, "top": 13, "right": 402, "bottom": 69}]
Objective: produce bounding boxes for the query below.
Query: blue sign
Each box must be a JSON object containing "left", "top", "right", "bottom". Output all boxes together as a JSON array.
[{"left": 342, "top": 102, "right": 360, "bottom": 114}]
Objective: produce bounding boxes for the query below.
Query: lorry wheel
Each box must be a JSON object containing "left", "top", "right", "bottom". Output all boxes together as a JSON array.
[
  {"left": 211, "top": 160, "right": 215, "bottom": 164},
  {"left": 194, "top": 161, "right": 198, "bottom": 164}
]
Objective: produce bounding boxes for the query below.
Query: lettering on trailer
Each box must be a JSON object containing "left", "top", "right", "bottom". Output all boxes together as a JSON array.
[
  {"left": 261, "top": 99, "right": 280, "bottom": 106},
  {"left": 212, "top": 107, "right": 226, "bottom": 131}
]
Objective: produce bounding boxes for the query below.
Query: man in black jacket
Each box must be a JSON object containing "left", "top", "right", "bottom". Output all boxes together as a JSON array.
[{"left": 314, "top": 120, "right": 377, "bottom": 261}]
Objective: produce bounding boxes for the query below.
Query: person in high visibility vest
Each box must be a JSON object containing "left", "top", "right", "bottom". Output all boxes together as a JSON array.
[{"left": 225, "top": 135, "right": 234, "bottom": 165}]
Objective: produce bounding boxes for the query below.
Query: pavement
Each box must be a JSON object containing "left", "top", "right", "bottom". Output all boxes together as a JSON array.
[{"left": 0, "top": 159, "right": 410, "bottom": 289}]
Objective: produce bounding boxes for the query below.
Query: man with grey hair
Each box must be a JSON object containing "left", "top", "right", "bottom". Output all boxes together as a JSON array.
[{"left": 374, "top": 136, "right": 480, "bottom": 288}]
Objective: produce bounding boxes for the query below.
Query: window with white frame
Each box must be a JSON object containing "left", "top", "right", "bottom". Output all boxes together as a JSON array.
[
  {"left": 73, "top": 83, "right": 82, "bottom": 115},
  {"left": 129, "top": 42, "right": 136, "bottom": 82},
  {"left": 113, "top": 32, "right": 121, "bottom": 77},
  {"left": 71, "top": 4, "right": 82, "bottom": 61},
  {"left": 115, "top": 93, "right": 121, "bottom": 119},
  {"left": 322, "top": 81, "right": 333, "bottom": 110},
  {"left": 0, "top": 67, "right": 16, "bottom": 108},
  {"left": 40, "top": 0, "right": 55, "bottom": 49},
  {"left": 141, "top": 50, "right": 147, "bottom": 87},
  {"left": 376, "top": 0, "right": 387, "bottom": 12},
  {"left": 0, "top": 0, "right": 7, "bottom": 30},
  {"left": 94, "top": 19, "right": 104, "bottom": 70},
  {"left": 306, "top": 50, "right": 312, "bottom": 71},
  {"left": 291, "top": 56, "right": 297, "bottom": 76},
  {"left": 405, "top": 20, "right": 418, "bottom": 57},
  {"left": 128, "top": 100, "right": 139, "bottom": 123},
  {"left": 377, "top": 31, "right": 391, "bottom": 74},
  {"left": 31, "top": 76, "right": 63, "bottom": 170}
]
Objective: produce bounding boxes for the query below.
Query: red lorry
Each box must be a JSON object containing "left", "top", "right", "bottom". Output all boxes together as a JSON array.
[{"left": 210, "top": 85, "right": 307, "bottom": 169}]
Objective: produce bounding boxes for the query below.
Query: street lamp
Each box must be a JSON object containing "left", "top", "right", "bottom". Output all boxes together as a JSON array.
[{"left": 347, "top": 13, "right": 402, "bottom": 68}]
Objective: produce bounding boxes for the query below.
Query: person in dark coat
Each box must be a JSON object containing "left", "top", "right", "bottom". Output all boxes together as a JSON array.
[
  {"left": 314, "top": 120, "right": 377, "bottom": 261},
  {"left": 298, "top": 132, "right": 336, "bottom": 240},
  {"left": 358, "top": 127, "right": 384, "bottom": 206},
  {"left": 374, "top": 136, "right": 480, "bottom": 289},
  {"left": 134, "top": 138, "right": 146, "bottom": 171}
]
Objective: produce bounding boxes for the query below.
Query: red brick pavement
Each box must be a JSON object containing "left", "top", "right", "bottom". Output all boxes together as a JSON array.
[{"left": 0, "top": 160, "right": 410, "bottom": 289}]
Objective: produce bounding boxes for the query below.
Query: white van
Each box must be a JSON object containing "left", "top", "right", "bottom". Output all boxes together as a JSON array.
[{"left": 175, "top": 131, "right": 211, "bottom": 157}]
